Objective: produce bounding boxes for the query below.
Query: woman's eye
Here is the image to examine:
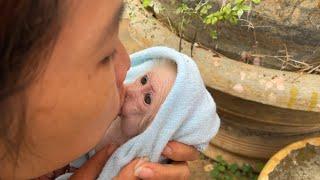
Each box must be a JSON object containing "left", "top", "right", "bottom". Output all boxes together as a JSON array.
[
  {"left": 140, "top": 75, "right": 148, "bottom": 85},
  {"left": 144, "top": 93, "right": 152, "bottom": 105},
  {"left": 100, "top": 50, "right": 116, "bottom": 64},
  {"left": 100, "top": 56, "right": 112, "bottom": 64}
]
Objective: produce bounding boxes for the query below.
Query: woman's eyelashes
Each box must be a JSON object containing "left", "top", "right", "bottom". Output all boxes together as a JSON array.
[
  {"left": 144, "top": 93, "right": 152, "bottom": 105},
  {"left": 100, "top": 50, "right": 117, "bottom": 64}
]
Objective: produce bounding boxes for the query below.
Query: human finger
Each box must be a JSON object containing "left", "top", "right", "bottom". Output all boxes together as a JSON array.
[
  {"left": 162, "top": 141, "right": 200, "bottom": 161},
  {"left": 135, "top": 161, "right": 190, "bottom": 180},
  {"left": 114, "top": 158, "right": 149, "bottom": 180}
]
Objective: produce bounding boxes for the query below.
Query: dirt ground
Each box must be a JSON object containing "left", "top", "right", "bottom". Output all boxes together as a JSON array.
[{"left": 189, "top": 160, "right": 213, "bottom": 180}]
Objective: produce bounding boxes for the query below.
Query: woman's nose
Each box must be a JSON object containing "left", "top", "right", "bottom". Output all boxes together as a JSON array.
[{"left": 114, "top": 39, "right": 130, "bottom": 91}]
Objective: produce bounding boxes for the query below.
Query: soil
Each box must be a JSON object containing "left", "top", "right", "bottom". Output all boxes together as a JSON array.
[
  {"left": 268, "top": 143, "right": 320, "bottom": 180},
  {"left": 188, "top": 159, "right": 213, "bottom": 180}
]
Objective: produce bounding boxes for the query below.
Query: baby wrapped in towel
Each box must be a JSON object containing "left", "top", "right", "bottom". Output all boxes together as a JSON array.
[
  {"left": 96, "top": 59, "right": 178, "bottom": 150},
  {"left": 97, "top": 46, "right": 220, "bottom": 179}
]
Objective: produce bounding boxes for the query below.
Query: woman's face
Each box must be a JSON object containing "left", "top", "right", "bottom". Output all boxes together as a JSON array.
[
  {"left": 16, "top": 0, "right": 129, "bottom": 178},
  {"left": 120, "top": 66, "right": 177, "bottom": 137}
]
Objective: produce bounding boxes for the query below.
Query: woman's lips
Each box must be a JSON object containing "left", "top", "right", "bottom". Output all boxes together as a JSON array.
[{"left": 118, "top": 86, "right": 126, "bottom": 116}]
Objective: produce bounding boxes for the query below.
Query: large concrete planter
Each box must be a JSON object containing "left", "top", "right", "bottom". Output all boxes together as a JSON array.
[
  {"left": 152, "top": 0, "right": 320, "bottom": 70},
  {"left": 123, "top": 0, "right": 320, "bottom": 162}
]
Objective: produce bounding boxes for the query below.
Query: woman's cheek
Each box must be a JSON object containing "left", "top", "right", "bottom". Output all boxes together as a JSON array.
[{"left": 25, "top": 59, "right": 121, "bottom": 170}]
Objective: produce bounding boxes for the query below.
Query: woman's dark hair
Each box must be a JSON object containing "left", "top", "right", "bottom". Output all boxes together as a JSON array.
[{"left": 0, "top": 0, "right": 61, "bottom": 165}]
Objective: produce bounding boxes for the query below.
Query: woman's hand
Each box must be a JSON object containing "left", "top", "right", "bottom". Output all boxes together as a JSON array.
[
  {"left": 70, "top": 144, "right": 118, "bottom": 180},
  {"left": 115, "top": 141, "right": 200, "bottom": 180}
]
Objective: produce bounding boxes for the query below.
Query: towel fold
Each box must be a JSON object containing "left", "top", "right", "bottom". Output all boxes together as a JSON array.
[{"left": 98, "top": 46, "right": 220, "bottom": 179}]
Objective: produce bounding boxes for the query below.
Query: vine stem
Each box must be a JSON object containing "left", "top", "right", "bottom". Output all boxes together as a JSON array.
[
  {"left": 179, "top": 16, "right": 186, "bottom": 52},
  {"left": 191, "top": 30, "right": 198, "bottom": 57}
]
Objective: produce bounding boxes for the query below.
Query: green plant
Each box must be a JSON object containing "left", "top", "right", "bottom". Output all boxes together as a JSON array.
[
  {"left": 142, "top": 0, "right": 153, "bottom": 8},
  {"left": 210, "top": 155, "right": 262, "bottom": 180},
  {"left": 142, "top": 0, "right": 261, "bottom": 39},
  {"left": 175, "top": 0, "right": 261, "bottom": 40},
  {"left": 141, "top": 0, "right": 261, "bottom": 52}
]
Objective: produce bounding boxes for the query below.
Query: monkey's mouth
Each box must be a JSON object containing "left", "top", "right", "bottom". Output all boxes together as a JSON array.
[{"left": 118, "top": 106, "right": 125, "bottom": 117}]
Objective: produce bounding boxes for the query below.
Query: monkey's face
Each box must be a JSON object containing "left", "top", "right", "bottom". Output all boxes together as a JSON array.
[{"left": 120, "top": 66, "right": 176, "bottom": 137}]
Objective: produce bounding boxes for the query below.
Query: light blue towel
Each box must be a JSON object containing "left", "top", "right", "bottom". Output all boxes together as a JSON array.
[{"left": 98, "top": 46, "right": 220, "bottom": 179}]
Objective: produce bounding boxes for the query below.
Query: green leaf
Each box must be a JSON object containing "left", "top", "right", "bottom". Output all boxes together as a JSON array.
[
  {"left": 237, "top": 9, "right": 244, "bottom": 18},
  {"left": 176, "top": 8, "right": 182, "bottom": 14},
  {"left": 224, "top": 175, "right": 233, "bottom": 180},
  {"left": 235, "top": 0, "right": 245, "bottom": 4},
  {"left": 195, "top": 3, "right": 201, "bottom": 12},
  {"left": 252, "top": 174, "right": 259, "bottom": 180},
  {"left": 252, "top": 0, "right": 261, "bottom": 4},
  {"left": 232, "top": 5, "right": 239, "bottom": 11},
  {"left": 176, "top": 3, "right": 190, "bottom": 14},
  {"left": 222, "top": 3, "right": 232, "bottom": 15},
  {"left": 218, "top": 165, "right": 226, "bottom": 172},
  {"left": 210, "top": 17, "right": 218, "bottom": 24},
  {"left": 242, "top": 5, "right": 251, "bottom": 11},
  {"left": 210, "top": 167, "right": 220, "bottom": 178},
  {"left": 229, "top": 16, "right": 238, "bottom": 24},
  {"left": 242, "top": 164, "right": 253, "bottom": 174},
  {"left": 256, "top": 162, "right": 265, "bottom": 172},
  {"left": 204, "top": 15, "right": 218, "bottom": 25},
  {"left": 142, "top": 0, "right": 152, "bottom": 8},
  {"left": 200, "top": 4, "right": 212, "bottom": 16},
  {"left": 231, "top": 11, "right": 238, "bottom": 16},
  {"left": 216, "top": 155, "right": 223, "bottom": 162},
  {"left": 235, "top": 171, "right": 241, "bottom": 177},
  {"left": 216, "top": 155, "right": 227, "bottom": 165},
  {"left": 210, "top": 30, "right": 218, "bottom": 39},
  {"left": 228, "top": 163, "right": 239, "bottom": 173},
  {"left": 213, "top": 11, "right": 222, "bottom": 17}
]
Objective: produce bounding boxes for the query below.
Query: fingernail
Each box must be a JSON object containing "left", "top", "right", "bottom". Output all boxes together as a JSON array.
[
  {"left": 163, "top": 146, "right": 173, "bottom": 156},
  {"left": 134, "top": 157, "right": 149, "bottom": 170},
  {"left": 134, "top": 167, "right": 154, "bottom": 178}
]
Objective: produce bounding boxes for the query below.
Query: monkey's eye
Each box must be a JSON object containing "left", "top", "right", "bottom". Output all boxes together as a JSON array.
[
  {"left": 140, "top": 75, "right": 148, "bottom": 85},
  {"left": 144, "top": 93, "right": 152, "bottom": 105}
]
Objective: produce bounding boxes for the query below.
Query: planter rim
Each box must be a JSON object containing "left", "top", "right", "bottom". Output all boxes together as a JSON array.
[
  {"left": 124, "top": 0, "right": 320, "bottom": 112},
  {"left": 258, "top": 137, "right": 320, "bottom": 180}
]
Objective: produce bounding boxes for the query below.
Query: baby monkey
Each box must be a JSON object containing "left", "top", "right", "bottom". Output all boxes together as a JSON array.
[{"left": 96, "top": 59, "right": 177, "bottom": 150}]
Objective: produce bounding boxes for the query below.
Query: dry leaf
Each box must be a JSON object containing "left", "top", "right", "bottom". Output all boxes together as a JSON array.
[{"left": 204, "top": 164, "right": 214, "bottom": 172}]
